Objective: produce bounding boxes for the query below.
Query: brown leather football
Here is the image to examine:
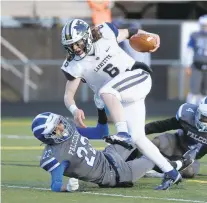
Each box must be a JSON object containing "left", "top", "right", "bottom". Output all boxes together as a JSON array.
[{"left": 129, "top": 34, "right": 157, "bottom": 52}]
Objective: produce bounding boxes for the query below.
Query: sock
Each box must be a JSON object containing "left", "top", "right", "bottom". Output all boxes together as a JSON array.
[
  {"left": 134, "top": 136, "right": 174, "bottom": 173},
  {"left": 115, "top": 122, "right": 128, "bottom": 133},
  {"left": 174, "top": 160, "right": 182, "bottom": 170}
]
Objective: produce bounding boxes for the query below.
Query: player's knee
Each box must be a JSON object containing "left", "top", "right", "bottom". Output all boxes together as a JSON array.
[{"left": 99, "top": 87, "right": 121, "bottom": 101}]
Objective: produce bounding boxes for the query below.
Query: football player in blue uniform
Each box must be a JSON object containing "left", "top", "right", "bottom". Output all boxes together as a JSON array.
[
  {"left": 185, "top": 15, "right": 207, "bottom": 105},
  {"left": 145, "top": 97, "right": 207, "bottom": 178}
]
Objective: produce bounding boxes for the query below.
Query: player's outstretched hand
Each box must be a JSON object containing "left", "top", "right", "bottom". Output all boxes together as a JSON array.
[
  {"left": 74, "top": 109, "right": 87, "bottom": 128},
  {"left": 137, "top": 29, "right": 160, "bottom": 53},
  {"left": 149, "top": 34, "right": 160, "bottom": 53}
]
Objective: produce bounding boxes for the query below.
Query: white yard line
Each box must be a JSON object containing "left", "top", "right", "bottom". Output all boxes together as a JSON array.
[
  {"left": 1, "top": 184, "right": 207, "bottom": 203},
  {"left": 1, "top": 135, "right": 35, "bottom": 139},
  {"left": 1, "top": 134, "right": 101, "bottom": 141}
]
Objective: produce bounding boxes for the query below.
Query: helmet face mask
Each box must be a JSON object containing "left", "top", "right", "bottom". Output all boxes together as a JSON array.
[
  {"left": 32, "top": 113, "right": 76, "bottom": 145},
  {"left": 44, "top": 116, "right": 73, "bottom": 144},
  {"left": 61, "top": 19, "right": 93, "bottom": 61},
  {"left": 195, "top": 97, "right": 207, "bottom": 133}
]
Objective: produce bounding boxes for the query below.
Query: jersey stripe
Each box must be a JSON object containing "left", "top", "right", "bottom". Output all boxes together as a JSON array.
[
  {"left": 176, "top": 103, "right": 186, "bottom": 120},
  {"left": 32, "top": 124, "right": 46, "bottom": 133},
  {"left": 112, "top": 71, "right": 146, "bottom": 89},
  {"left": 41, "top": 157, "right": 55, "bottom": 168},
  {"left": 48, "top": 163, "right": 60, "bottom": 172},
  {"left": 41, "top": 158, "right": 60, "bottom": 172},
  {"left": 112, "top": 71, "right": 149, "bottom": 92},
  {"left": 106, "top": 22, "right": 118, "bottom": 37},
  {"left": 118, "top": 76, "right": 148, "bottom": 92}
]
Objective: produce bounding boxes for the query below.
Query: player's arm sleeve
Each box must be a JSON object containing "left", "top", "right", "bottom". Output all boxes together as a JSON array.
[
  {"left": 145, "top": 117, "right": 181, "bottom": 135},
  {"left": 183, "top": 35, "right": 195, "bottom": 67},
  {"left": 50, "top": 161, "right": 70, "bottom": 192},
  {"left": 77, "top": 109, "right": 109, "bottom": 139},
  {"left": 62, "top": 69, "right": 76, "bottom": 81},
  {"left": 187, "top": 35, "right": 195, "bottom": 49}
]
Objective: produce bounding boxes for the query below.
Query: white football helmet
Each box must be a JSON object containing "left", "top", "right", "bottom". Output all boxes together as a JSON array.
[
  {"left": 195, "top": 97, "right": 207, "bottom": 132},
  {"left": 61, "top": 19, "right": 93, "bottom": 60}
]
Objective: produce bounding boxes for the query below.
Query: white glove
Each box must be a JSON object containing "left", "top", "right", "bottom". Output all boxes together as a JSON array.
[
  {"left": 94, "top": 94, "right": 105, "bottom": 109},
  {"left": 67, "top": 178, "right": 79, "bottom": 192}
]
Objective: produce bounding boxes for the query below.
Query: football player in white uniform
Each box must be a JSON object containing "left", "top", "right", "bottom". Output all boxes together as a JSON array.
[{"left": 61, "top": 19, "right": 181, "bottom": 190}]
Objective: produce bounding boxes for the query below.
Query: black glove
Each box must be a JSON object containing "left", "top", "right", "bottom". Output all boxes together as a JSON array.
[{"left": 131, "top": 62, "right": 153, "bottom": 74}]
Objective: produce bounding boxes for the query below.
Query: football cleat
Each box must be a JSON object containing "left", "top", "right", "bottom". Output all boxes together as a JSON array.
[
  {"left": 104, "top": 132, "right": 133, "bottom": 150},
  {"left": 169, "top": 157, "right": 194, "bottom": 172},
  {"left": 155, "top": 169, "right": 182, "bottom": 190},
  {"left": 179, "top": 158, "right": 194, "bottom": 172}
]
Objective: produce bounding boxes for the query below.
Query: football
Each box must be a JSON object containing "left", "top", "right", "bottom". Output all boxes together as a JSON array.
[{"left": 129, "top": 34, "right": 157, "bottom": 52}]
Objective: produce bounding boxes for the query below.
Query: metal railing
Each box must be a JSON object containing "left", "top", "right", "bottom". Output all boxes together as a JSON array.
[
  {"left": 1, "top": 36, "right": 43, "bottom": 102},
  {"left": 1, "top": 57, "right": 38, "bottom": 90}
]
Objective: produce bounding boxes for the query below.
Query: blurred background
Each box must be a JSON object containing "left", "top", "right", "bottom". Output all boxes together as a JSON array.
[{"left": 1, "top": 0, "right": 207, "bottom": 118}]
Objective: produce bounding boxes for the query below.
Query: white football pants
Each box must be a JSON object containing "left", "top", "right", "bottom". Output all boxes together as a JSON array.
[{"left": 99, "top": 69, "right": 173, "bottom": 172}]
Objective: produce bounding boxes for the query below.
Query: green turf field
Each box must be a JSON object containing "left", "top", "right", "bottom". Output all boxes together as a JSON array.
[{"left": 1, "top": 118, "right": 207, "bottom": 203}]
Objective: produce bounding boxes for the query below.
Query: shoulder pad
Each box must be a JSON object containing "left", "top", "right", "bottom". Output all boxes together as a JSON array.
[
  {"left": 61, "top": 59, "right": 82, "bottom": 78},
  {"left": 98, "top": 23, "right": 116, "bottom": 40}
]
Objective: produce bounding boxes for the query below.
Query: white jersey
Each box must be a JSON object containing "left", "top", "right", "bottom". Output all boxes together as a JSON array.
[{"left": 61, "top": 23, "right": 135, "bottom": 94}]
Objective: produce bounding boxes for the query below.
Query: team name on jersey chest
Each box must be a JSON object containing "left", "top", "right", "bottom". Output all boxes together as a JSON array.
[
  {"left": 68, "top": 133, "right": 79, "bottom": 156},
  {"left": 94, "top": 54, "right": 112, "bottom": 72},
  {"left": 187, "top": 131, "right": 207, "bottom": 145}
]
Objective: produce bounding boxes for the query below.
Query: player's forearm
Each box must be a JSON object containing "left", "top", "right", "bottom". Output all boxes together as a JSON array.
[
  {"left": 117, "top": 29, "right": 130, "bottom": 43},
  {"left": 145, "top": 117, "right": 181, "bottom": 135},
  {"left": 64, "top": 79, "right": 81, "bottom": 114},
  {"left": 183, "top": 47, "right": 194, "bottom": 67},
  {"left": 64, "top": 91, "right": 76, "bottom": 109},
  {"left": 51, "top": 181, "right": 68, "bottom": 192}
]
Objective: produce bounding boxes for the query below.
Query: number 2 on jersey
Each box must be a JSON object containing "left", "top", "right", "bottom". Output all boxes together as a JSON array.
[{"left": 76, "top": 137, "right": 96, "bottom": 167}]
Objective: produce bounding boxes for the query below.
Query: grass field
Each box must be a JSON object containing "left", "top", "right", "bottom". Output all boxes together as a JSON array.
[{"left": 1, "top": 118, "right": 207, "bottom": 203}]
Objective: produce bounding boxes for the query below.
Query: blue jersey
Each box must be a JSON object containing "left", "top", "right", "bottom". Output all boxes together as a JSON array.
[
  {"left": 188, "top": 31, "right": 207, "bottom": 68},
  {"left": 176, "top": 103, "right": 207, "bottom": 158}
]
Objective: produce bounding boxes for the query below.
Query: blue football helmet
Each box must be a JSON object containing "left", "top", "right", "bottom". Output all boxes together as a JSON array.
[
  {"left": 195, "top": 97, "right": 207, "bottom": 132},
  {"left": 31, "top": 112, "right": 75, "bottom": 145},
  {"left": 199, "top": 15, "right": 207, "bottom": 33}
]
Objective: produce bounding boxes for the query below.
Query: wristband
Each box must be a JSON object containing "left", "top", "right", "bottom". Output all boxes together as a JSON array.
[
  {"left": 69, "top": 104, "right": 78, "bottom": 115},
  {"left": 128, "top": 28, "right": 138, "bottom": 38}
]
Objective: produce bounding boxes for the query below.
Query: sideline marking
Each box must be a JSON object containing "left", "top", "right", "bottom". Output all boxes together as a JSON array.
[
  {"left": 1, "top": 146, "right": 104, "bottom": 150},
  {"left": 1, "top": 134, "right": 103, "bottom": 141},
  {"left": 186, "top": 180, "right": 207, "bottom": 184},
  {"left": 1, "top": 184, "right": 207, "bottom": 203}
]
